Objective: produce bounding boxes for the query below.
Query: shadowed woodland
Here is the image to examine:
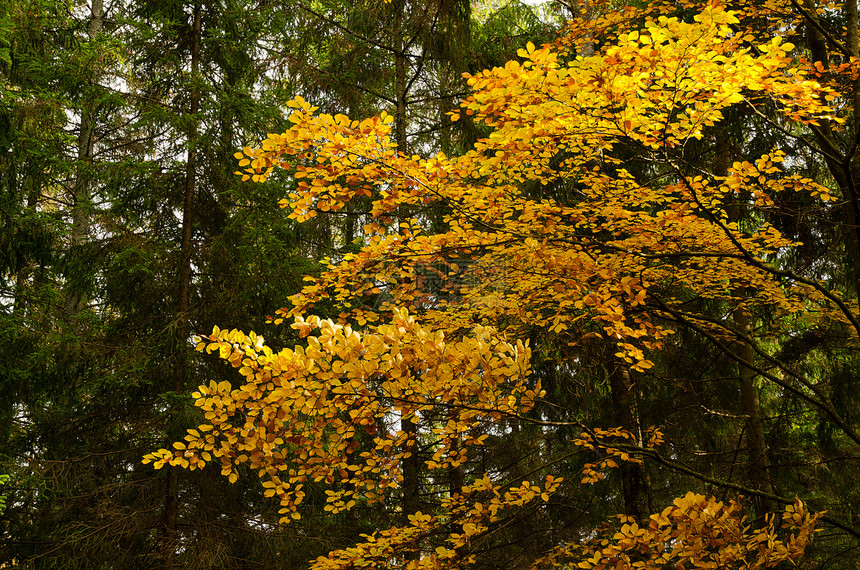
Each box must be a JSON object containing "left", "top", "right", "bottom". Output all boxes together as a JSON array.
[{"left": 3, "top": 0, "right": 860, "bottom": 568}]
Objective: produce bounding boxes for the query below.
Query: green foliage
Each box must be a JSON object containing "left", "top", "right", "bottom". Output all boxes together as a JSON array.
[{"left": 11, "top": 0, "right": 860, "bottom": 568}]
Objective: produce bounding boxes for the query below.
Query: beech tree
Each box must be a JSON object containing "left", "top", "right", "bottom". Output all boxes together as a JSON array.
[
  {"left": 145, "top": 3, "right": 858, "bottom": 568},
  {"left": 3, "top": 1, "right": 562, "bottom": 566}
]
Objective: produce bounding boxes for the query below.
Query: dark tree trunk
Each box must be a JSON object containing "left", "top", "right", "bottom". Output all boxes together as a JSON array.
[
  {"left": 160, "top": 4, "right": 201, "bottom": 567},
  {"left": 712, "top": 124, "right": 776, "bottom": 517},
  {"left": 66, "top": 0, "right": 103, "bottom": 316},
  {"left": 608, "top": 356, "right": 651, "bottom": 522}
]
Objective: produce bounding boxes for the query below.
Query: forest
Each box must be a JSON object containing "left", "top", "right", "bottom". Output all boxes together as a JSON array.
[{"left": 2, "top": 0, "right": 860, "bottom": 568}]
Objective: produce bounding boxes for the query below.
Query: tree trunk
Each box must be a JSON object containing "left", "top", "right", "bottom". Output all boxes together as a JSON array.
[
  {"left": 390, "top": 4, "right": 419, "bottom": 559},
  {"left": 799, "top": 0, "right": 860, "bottom": 303},
  {"left": 448, "top": 410, "right": 464, "bottom": 549},
  {"left": 393, "top": 0, "right": 407, "bottom": 153},
  {"left": 66, "top": 0, "right": 103, "bottom": 316},
  {"left": 160, "top": 4, "right": 201, "bottom": 567},
  {"left": 608, "top": 356, "right": 650, "bottom": 522},
  {"left": 713, "top": 126, "right": 776, "bottom": 517},
  {"left": 401, "top": 415, "right": 421, "bottom": 562},
  {"left": 734, "top": 305, "right": 775, "bottom": 516}
]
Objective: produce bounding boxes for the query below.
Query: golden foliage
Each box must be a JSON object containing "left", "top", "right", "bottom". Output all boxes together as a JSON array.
[
  {"left": 534, "top": 494, "right": 822, "bottom": 570},
  {"left": 232, "top": 5, "right": 843, "bottom": 369},
  {"left": 146, "top": 3, "right": 837, "bottom": 568},
  {"left": 144, "top": 309, "right": 537, "bottom": 525}
]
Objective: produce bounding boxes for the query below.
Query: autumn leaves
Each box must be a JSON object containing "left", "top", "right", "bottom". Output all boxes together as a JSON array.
[
  {"left": 145, "top": 310, "right": 538, "bottom": 529},
  {"left": 145, "top": 3, "right": 837, "bottom": 568}
]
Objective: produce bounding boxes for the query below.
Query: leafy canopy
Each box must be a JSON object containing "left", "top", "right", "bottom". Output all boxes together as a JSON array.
[{"left": 146, "top": 4, "right": 833, "bottom": 568}]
